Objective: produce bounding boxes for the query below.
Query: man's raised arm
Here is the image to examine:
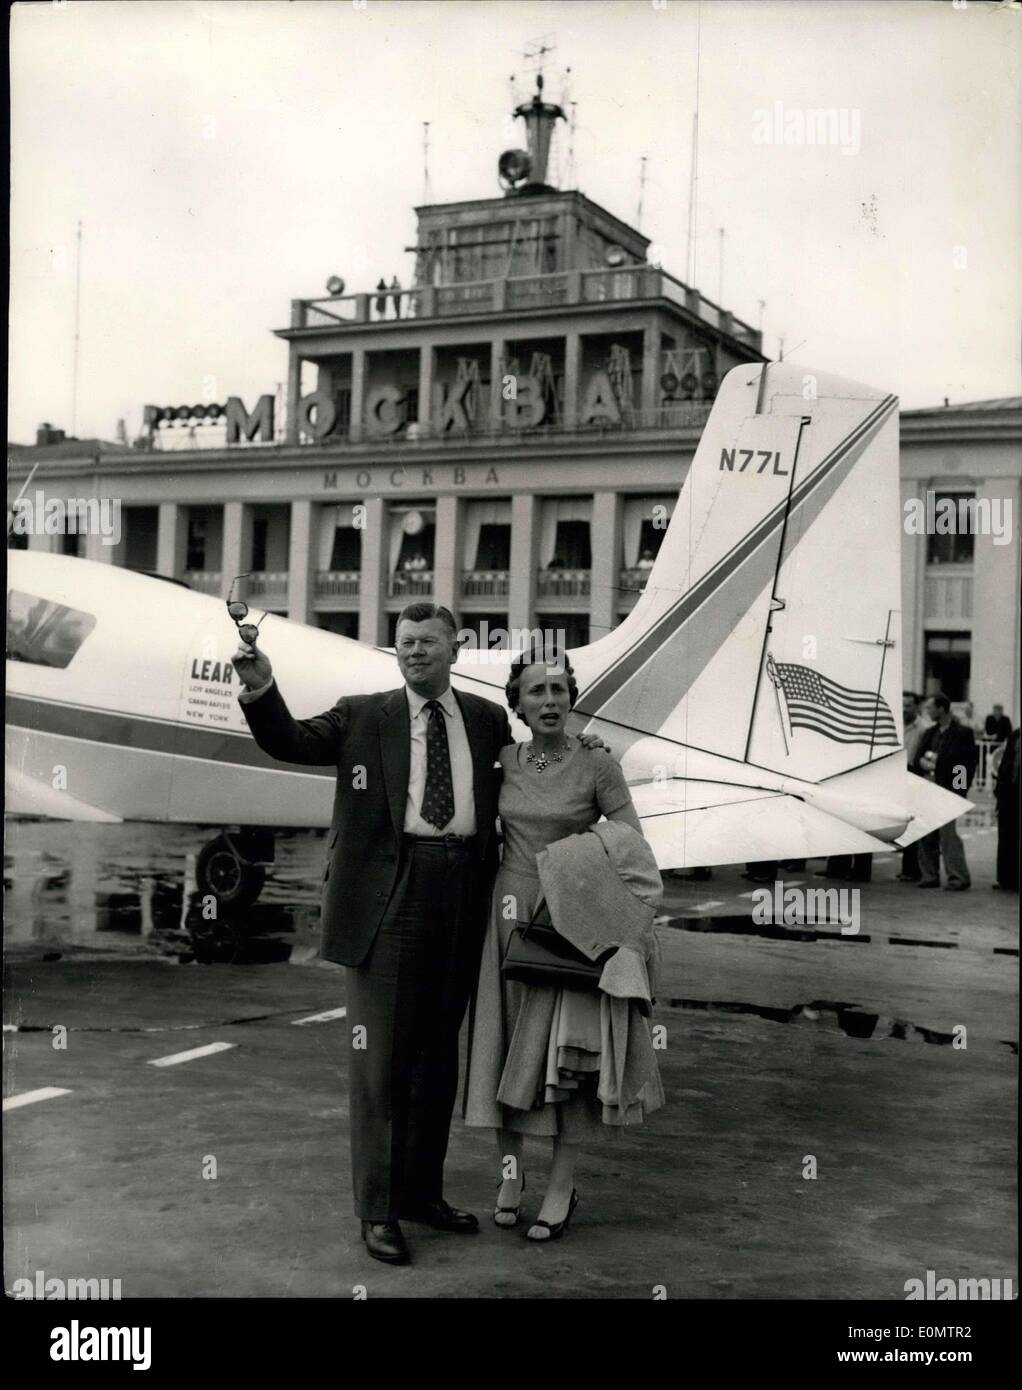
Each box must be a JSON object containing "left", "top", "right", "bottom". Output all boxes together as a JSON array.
[{"left": 233, "top": 643, "right": 348, "bottom": 766}]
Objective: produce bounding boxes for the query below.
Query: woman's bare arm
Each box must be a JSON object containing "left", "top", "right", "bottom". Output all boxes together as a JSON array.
[{"left": 605, "top": 801, "right": 643, "bottom": 835}]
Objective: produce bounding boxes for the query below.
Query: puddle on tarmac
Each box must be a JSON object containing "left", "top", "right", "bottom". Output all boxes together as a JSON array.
[
  {"left": 3, "top": 820, "right": 324, "bottom": 965},
  {"left": 666, "top": 998, "right": 1017, "bottom": 1052}
]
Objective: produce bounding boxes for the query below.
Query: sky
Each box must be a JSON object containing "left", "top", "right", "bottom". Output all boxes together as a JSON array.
[{"left": 8, "top": 0, "right": 1021, "bottom": 444}]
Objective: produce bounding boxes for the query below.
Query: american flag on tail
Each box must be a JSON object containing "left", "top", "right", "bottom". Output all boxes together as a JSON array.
[{"left": 766, "top": 656, "right": 899, "bottom": 747}]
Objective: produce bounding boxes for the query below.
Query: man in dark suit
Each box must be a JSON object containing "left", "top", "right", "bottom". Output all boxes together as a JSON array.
[
  {"left": 911, "top": 692, "right": 978, "bottom": 891},
  {"left": 232, "top": 602, "right": 503, "bottom": 1264},
  {"left": 233, "top": 602, "right": 604, "bottom": 1265}
]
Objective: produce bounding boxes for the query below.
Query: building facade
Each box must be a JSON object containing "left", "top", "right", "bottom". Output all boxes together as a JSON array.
[{"left": 8, "top": 85, "right": 1020, "bottom": 722}]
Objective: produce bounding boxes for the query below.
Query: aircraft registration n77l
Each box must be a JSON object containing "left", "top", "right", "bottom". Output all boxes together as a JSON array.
[{"left": 6, "top": 362, "right": 969, "bottom": 904}]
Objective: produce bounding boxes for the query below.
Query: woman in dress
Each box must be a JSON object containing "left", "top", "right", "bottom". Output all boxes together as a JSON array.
[{"left": 463, "top": 646, "right": 661, "bottom": 1240}]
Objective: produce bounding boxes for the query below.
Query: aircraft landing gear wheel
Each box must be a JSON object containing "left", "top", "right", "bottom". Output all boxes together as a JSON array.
[{"left": 195, "top": 835, "right": 266, "bottom": 910}]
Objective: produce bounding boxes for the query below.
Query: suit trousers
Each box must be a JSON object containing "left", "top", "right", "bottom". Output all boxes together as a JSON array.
[
  {"left": 918, "top": 818, "right": 971, "bottom": 887},
  {"left": 345, "top": 839, "right": 486, "bottom": 1221}
]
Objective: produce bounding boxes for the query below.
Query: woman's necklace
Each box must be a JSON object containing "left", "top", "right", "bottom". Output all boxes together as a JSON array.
[{"left": 525, "top": 739, "right": 570, "bottom": 772}]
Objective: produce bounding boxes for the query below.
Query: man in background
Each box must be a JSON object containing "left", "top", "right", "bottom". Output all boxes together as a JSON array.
[
  {"left": 912, "top": 693, "right": 977, "bottom": 891},
  {"left": 985, "top": 704, "right": 1012, "bottom": 743},
  {"left": 898, "top": 690, "right": 932, "bottom": 882}
]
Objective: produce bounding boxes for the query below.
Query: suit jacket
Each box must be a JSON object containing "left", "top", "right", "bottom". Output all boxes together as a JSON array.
[
  {"left": 911, "top": 717, "right": 977, "bottom": 793},
  {"left": 241, "top": 680, "right": 511, "bottom": 966}
]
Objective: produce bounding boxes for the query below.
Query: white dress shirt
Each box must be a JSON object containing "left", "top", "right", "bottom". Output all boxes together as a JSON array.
[
  {"left": 404, "top": 685, "right": 476, "bottom": 836},
  {"left": 238, "top": 678, "right": 477, "bottom": 836}
]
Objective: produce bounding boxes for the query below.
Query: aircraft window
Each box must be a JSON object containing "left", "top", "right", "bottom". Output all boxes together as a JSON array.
[{"left": 6, "top": 590, "right": 97, "bottom": 669}]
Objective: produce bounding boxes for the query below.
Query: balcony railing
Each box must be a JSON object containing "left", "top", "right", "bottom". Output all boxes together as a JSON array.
[
  {"left": 462, "top": 569, "right": 510, "bottom": 598},
  {"left": 924, "top": 568, "right": 973, "bottom": 621},
  {"left": 183, "top": 569, "right": 223, "bottom": 595},
  {"left": 536, "top": 568, "right": 591, "bottom": 598},
  {"left": 246, "top": 570, "right": 289, "bottom": 601},
  {"left": 388, "top": 570, "right": 434, "bottom": 598},
  {"left": 314, "top": 570, "right": 360, "bottom": 598},
  {"left": 619, "top": 567, "right": 653, "bottom": 594},
  {"left": 291, "top": 267, "right": 762, "bottom": 349}
]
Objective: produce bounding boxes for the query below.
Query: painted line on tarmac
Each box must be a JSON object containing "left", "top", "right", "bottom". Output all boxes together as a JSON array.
[
  {"left": 689, "top": 900, "right": 726, "bottom": 911},
  {"left": 292, "top": 1007, "right": 347, "bottom": 1026},
  {"left": 4, "top": 1086, "right": 72, "bottom": 1112},
  {"left": 148, "top": 1042, "right": 236, "bottom": 1067}
]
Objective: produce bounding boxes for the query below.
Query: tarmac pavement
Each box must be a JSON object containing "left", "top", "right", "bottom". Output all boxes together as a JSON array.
[{"left": 3, "top": 821, "right": 1017, "bottom": 1299}]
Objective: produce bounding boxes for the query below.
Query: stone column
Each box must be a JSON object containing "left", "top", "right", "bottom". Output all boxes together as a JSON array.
[
  {"left": 508, "top": 493, "right": 539, "bottom": 637},
  {"left": 27, "top": 527, "right": 55, "bottom": 554},
  {"left": 970, "top": 475, "right": 1021, "bottom": 719},
  {"left": 563, "top": 331, "right": 582, "bottom": 430},
  {"left": 641, "top": 323, "right": 661, "bottom": 420},
  {"left": 358, "top": 495, "right": 387, "bottom": 645},
  {"left": 83, "top": 498, "right": 114, "bottom": 563},
  {"left": 156, "top": 502, "right": 187, "bottom": 579},
  {"left": 286, "top": 344, "right": 302, "bottom": 445},
  {"left": 489, "top": 339, "right": 507, "bottom": 434},
  {"left": 287, "top": 499, "right": 314, "bottom": 626},
  {"left": 221, "top": 502, "right": 252, "bottom": 590},
  {"left": 350, "top": 348, "right": 367, "bottom": 443},
  {"left": 589, "top": 491, "right": 622, "bottom": 640},
  {"left": 900, "top": 476, "right": 925, "bottom": 696},
  {"left": 433, "top": 495, "right": 463, "bottom": 618},
  {"left": 417, "top": 343, "right": 435, "bottom": 438}
]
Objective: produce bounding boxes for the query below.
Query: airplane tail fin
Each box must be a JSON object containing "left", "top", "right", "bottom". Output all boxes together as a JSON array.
[{"left": 571, "top": 361, "right": 903, "bottom": 785}]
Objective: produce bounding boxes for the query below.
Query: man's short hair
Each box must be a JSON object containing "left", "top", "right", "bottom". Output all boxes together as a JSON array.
[
  {"left": 930, "top": 692, "right": 951, "bottom": 714},
  {"left": 396, "top": 602, "right": 459, "bottom": 637},
  {"left": 903, "top": 690, "right": 920, "bottom": 703}
]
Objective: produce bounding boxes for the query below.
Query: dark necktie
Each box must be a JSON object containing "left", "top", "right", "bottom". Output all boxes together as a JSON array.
[{"left": 421, "top": 700, "right": 455, "bottom": 830}]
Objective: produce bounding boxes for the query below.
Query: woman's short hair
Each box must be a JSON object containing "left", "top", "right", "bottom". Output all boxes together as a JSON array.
[{"left": 505, "top": 646, "right": 578, "bottom": 712}]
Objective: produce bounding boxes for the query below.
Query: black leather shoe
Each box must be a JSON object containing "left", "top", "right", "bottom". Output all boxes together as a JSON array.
[
  {"left": 361, "top": 1220, "right": 410, "bottom": 1264},
  {"left": 400, "top": 1200, "right": 479, "bottom": 1233}
]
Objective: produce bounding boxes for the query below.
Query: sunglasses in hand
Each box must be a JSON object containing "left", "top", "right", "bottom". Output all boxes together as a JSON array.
[{"left": 226, "top": 573, "right": 269, "bottom": 648}]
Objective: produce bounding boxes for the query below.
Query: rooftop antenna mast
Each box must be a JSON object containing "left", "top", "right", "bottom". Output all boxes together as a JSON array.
[
  {"left": 637, "top": 155, "right": 648, "bottom": 229},
  {"left": 71, "top": 219, "right": 83, "bottom": 435},
  {"left": 422, "top": 121, "right": 432, "bottom": 204},
  {"left": 522, "top": 33, "right": 556, "bottom": 81},
  {"left": 567, "top": 100, "right": 577, "bottom": 187}
]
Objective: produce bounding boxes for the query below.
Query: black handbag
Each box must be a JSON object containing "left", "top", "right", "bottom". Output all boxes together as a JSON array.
[{"left": 501, "top": 897, "right": 611, "bottom": 992}]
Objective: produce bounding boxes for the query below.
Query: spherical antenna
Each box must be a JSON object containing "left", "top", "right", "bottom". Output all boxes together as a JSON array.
[
  {"left": 325, "top": 275, "right": 346, "bottom": 297},
  {"left": 498, "top": 148, "right": 532, "bottom": 191}
]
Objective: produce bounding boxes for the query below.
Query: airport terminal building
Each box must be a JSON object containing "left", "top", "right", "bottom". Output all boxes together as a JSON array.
[{"left": 8, "top": 83, "right": 1021, "bottom": 723}]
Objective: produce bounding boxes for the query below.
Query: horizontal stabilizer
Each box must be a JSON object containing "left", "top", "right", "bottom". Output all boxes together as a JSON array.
[
  {"left": 632, "top": 781, "right": 892, "bottom": 870},
  {"left": 894, "top": 775, "right": 973, "bottom": 848}
]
